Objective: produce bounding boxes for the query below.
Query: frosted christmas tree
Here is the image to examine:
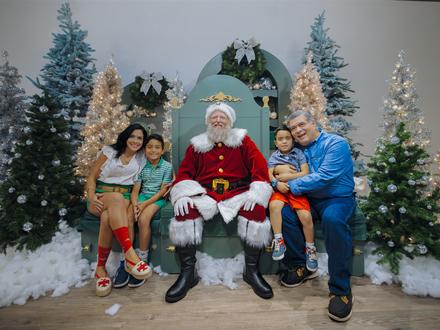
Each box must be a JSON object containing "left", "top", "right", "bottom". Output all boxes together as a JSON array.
[
  {"left": 75, "top": 61, "right": 129, "bottom": 178},
  {"left": 29, "top": 2, "right": 96, "bottom": 144},
  {"left": 0, "top": 94, "right": 83, "bottom": 251},
  {"left": 304, "top": 12, "right": 360, "bottom": 159},
  {"left": 289, "top": 52, "right": 328, "bottom": 130},
  {"left": 0, "top": 51, "right": 27, "bottom": 181},
  {"left": 361, "top": 53, "right": 440, "bottom": 274}
]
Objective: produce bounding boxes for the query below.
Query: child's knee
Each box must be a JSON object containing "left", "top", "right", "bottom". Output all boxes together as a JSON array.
[{"left": 269, "top": 201, "right": 284, "bottom": 213}]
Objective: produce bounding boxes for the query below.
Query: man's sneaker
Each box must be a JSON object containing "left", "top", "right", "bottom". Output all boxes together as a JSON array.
[
  {"left": 305, "top": 246, "right": 318, "bottom": 272},
  {"left": 128, "top": 274, "right": 146, "bottom": 288},
  {"left": 272, "top": 237, "right": 287, "bottom": 261},
  {"left": 279, "top": 265, "right": 318, "bottom": 288},
  {"left": 113, "top": 260, "right": 129, "bottom": 288},
  {"left": 328, "top": 293, "right": 354, "bottom": 322}
]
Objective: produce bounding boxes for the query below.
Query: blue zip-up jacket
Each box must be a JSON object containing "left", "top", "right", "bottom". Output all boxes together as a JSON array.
[{"left": 288, "top": 130, "right": 354, "bottom": 199}]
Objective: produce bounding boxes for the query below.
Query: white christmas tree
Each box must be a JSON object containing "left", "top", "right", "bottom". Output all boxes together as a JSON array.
[
  {"left": 75, "top": 61, "right": 129, "bottom": 178},
  {"left": 288, "top": 52, "right": 328, "bottom": 130}
]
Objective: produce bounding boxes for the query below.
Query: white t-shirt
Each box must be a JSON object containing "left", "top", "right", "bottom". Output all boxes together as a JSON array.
[{"left": 97, "top": 146, "right": 146, "bottom": 185}]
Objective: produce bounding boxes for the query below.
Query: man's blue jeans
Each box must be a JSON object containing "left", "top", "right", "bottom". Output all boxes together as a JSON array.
[{"left": 281, "top": 195, "right": 356, "bottom": 295}]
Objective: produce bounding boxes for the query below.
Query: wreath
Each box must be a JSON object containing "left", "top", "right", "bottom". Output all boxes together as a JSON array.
[
  {"left": 128, "top": 74, "right": 169, "bottom": 110},
  {"left": 220, "top": 38, "right": 267, "bottom": 85}
]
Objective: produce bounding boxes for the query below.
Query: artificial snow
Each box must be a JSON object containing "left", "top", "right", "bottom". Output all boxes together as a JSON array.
[
  {"left": 0, "top": 221, "right": 91, "bottom": 307},
  {"left": 365, "top": 242, "right": 440, "bottom": 298},
  {"left": 105, "top": 303, "right": 121, "bottom": 316}
]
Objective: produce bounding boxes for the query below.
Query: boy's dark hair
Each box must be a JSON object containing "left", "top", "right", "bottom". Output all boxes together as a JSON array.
[
  {"left": 274, "top": 125, "right": 291, "bottom": 139},
  {"left": 146, "top": 133, "right": 165, "bottom": 149},
  {"left": 111, "top": 123, "right": 148, "bottom": 158}
]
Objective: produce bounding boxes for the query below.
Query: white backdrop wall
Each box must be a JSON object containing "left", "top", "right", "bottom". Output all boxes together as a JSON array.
[{"left": 1, "top": 0, "right": 439, "bottom": 161}]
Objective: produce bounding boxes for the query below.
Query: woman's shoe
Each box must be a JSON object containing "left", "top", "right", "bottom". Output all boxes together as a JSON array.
[
  {"left": 125, "top": 258, "right": 152, "bottom": 280},
  {"left": 95, "top": 273, "right": 112, "bottom": 297}
]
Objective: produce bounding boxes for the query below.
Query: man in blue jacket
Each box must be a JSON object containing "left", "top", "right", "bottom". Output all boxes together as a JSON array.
[{"left": 275, "top": 110, "right": 356, "bottom": 322}]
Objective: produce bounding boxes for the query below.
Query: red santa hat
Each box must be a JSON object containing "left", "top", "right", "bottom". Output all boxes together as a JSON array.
[{"left": 205, "top": 102, "right": 236, "bottom": 126}]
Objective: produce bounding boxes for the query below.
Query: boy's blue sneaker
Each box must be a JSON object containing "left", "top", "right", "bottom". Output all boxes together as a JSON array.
[
  {"left": 113, "top": 260, "right": 129, "bottom": 288},
  {"left": 128, "top": 274, "right": 146, "bottom": 288},
  {"left": 272, "top": 237, "right": 287, "bottom": 261},
  {"left": 306, "top": 246, "right": 318, "bottom": 272}
]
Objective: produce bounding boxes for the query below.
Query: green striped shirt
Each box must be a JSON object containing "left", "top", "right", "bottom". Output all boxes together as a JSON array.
[{"left": 135, "top": 158, "right": 173, "bottom": 195}]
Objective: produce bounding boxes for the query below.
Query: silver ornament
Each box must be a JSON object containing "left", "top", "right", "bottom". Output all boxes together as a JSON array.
[
  {"left": 387, "top": 241, "right": 395, "bottom": 248},
  {"left": 427, "top": 205, "right": 432, "bottom": 210},
  {"left": 379, "top": 205, "right": 388, "bottom": 213},
  {"left": 404, "top": 150, "right": 410, "bottom": 156},
  {"left": 59, "top": 208, "right": 67, "bottom": 216},
  {"left": 387, "top": 184, "right": 397, "bottom": 193},
  {"left": 25, "top": 140, "right": 33, "bottom": 145},
  {"left": 50, "top": 127, "right": 57, "bottom": 133},
  {"left": 374, "top": 187, "right": 380, "bottom": 193},
  {"left": 52, "top": 159, "right": 61, "bottom": 167},
  {"left": 39, "top": 105, "right": 49, "bottom": 113},
  {"left": 390, "top": 136, "right": 400, "bottom": 144},
  {"left": 376, "top": 230, "right": 381, "bottom": 235},
  {"left": 388, "top": 157, "right": 396, "bottom": 163},
  {"left": 8, "top": 187, "right": 15, "bottom": 193},
  {"left": 23, "top": 127, "right": 31, "bottom": 134},
  {"left": 404, "top": 245, "right": 414, "bottom": 253},
  {"left": 41, "top": 200, "right": 48, "bottom": 206},
  {"left": 429, "top": 222, "right": 434, "bottom": 227},
  {"left": 408, "top": 179, "right": 416, "bottom": 186},
  {"left": 417, "top": 159, "right": 424, "bottom": 165},
  {"left": 398, "top": 207, "right": 407, "bottom": 214},
  {"left": 417, "top": 244, "right": 427, "bottom": 254},
  {"left": 15, "top": 153, "right": 21, "bottom": 158},
  {"left": 38, "top": 174, "right": 45, "bottom": 180},
  {"left": 22, "top": 222, "right": 33, "bottom": 232},
  {"left": 17, "top": 194, "right": 27, "bottom": 204},
  {"left": 63, "top": 132, "right": 71, "bottom": 140}
]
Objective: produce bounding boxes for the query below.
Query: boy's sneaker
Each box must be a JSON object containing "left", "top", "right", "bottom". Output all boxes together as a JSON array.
[
  {"left": 279, "top": 265, "right": 318, "bottom": 288},
  {"left": 128, "top": 274, "right": 146, "bottom": 288},
  {"left": 328, "top": 292, "right": 354, "bottom": 322},
  {"left": 305, "top": 246, "right": 318, "bottom": 272},
  {"left": 113, "top": 260, "right": 129, "bottom": 288},
  {"left": 272, "top": 237, "right": 287, "bottom": 261}
]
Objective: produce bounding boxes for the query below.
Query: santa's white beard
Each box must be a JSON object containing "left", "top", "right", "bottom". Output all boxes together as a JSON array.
[{"left": 207, "top": 125, "right": 232, "bottom": 143}]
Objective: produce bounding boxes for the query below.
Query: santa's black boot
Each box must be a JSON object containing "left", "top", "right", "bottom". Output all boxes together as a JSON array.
[
  {"left": 242, "top": 242, "right": 273, "bottom": 299},
  {"left": 165, "top": 245, "right": 199, "bottom": 303}
]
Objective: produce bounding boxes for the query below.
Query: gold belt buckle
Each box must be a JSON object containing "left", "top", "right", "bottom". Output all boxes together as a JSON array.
[{"left": 212, "top": 178, "right": 229, "bottom": 194}]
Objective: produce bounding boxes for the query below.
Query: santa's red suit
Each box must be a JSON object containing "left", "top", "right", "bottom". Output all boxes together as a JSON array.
[{"left": 169, "top": 127, "right": 273, "bottom": 248}]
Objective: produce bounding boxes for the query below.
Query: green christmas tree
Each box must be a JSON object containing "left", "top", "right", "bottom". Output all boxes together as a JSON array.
[
  {"left": 304, "top": 12, "right": 360, "bottom": 159},
  {"left": 0, "top": 94, "right": 83, "bottom": 251},
  {"left": 0, "top": 50, "right": 27, "bottom": 181},
  {"left": 29, "top": 2, "right": 96, "bottom": 145},
  {"left": 361, "top": 123, "right": 440, "bottom": 274}
]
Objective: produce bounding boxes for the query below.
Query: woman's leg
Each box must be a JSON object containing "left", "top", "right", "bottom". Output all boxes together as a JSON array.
[{"left": 96, "top": 210, "right": 112, "bottom": 278}]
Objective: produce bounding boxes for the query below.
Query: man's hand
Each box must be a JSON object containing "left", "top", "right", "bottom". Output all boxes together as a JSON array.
[
  {"left": 275, "top": 165, "right": 297, "bottom": 182},
  {"left": 174, "top": 196, "right": 194, "bottom": 216},
  {"left": 277, "top": 182, "right": 290, "bottom": 194}
]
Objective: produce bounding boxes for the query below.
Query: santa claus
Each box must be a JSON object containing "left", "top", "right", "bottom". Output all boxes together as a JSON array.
[{"left": 165, "top": 102, "right": 274, "bottom": 303}]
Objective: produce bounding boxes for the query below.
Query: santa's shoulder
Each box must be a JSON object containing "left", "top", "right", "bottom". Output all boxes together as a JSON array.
[{"left": 190, "top": 128, "right": 248, "bottom": 152}]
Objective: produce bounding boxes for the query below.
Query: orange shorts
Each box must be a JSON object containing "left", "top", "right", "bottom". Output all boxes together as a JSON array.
[{"left": 270, "top": 191, "right": 310, "bottom": 211}]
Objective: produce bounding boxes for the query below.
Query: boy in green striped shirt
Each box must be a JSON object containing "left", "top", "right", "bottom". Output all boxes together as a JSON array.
[{"left": 129, "top": 134, "right": 173, "bottom": 286}]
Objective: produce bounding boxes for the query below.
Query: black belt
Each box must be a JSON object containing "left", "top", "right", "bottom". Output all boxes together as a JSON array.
[{"left": 202, "top": 179, "right": 249, "bottom": 194}]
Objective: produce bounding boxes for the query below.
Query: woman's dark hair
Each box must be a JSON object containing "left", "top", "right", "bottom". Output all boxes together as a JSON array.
[
  {"left": 111, "top": 123, "right": 148, "bottom": 157},
  {"left": 274, "top": 125, "right": 291, "bottom": 139},
  {"left": 145, "top": 133, "right": 165, "bottom": 149}
]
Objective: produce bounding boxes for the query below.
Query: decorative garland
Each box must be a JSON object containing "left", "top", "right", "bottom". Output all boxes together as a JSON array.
[
  {"left": 220, "top": 38, "right": 267, "bottom": 84},
  {"left": 128, "top": 74, "right": 169, "bottom": 110}
]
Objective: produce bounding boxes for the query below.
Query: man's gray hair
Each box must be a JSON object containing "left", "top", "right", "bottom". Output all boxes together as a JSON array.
[{"left": 285, "top": 111, "right": 315, "bottom": 126}]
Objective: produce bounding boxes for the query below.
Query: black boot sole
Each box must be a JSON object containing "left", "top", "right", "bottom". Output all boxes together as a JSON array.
[
  {"left": 165, "top": 277, "right": 200, "bottom": 303},
  {"left": 243, "top": 276, "right": 273, "bottom": 299}
]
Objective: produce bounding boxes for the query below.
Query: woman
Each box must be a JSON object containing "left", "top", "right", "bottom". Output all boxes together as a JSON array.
[{"left": 86, "top": 123, "right": 152, "bottom": 297}]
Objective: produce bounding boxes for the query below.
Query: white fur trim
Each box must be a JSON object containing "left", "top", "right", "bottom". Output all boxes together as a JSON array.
[
  {"left": 192, "top": 195, "right": 218, "bottom": 220},
  {"left": 237, "top": 216, "right": 272, "bottom": 248},
  {"left": 205, "top": 102, "right": 236, "bottom": 125},
  {"left": 169, "top": 217, "right": 204, "bottom": 246},
  {"left": 248, "top": 181, "right": 273, "bottom": 208},
  {"left": 170, "top": 180, "right": 206, "bottom": 204},
  {"left": 191, "top": 128, "right": 247, "bottom": 153}
]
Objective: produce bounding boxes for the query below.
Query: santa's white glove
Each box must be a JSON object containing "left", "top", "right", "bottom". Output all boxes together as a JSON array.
[
  {"left": 174, "top": 196, "right": 194, "bottom": 216},
  {"left": 243, "top": 199, "right": 256, "bottom": 212}
]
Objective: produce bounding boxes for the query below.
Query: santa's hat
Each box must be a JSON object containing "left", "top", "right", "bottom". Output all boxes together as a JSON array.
[{"left": 205, "top": 102, "right": 236, "bottom": 125}]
